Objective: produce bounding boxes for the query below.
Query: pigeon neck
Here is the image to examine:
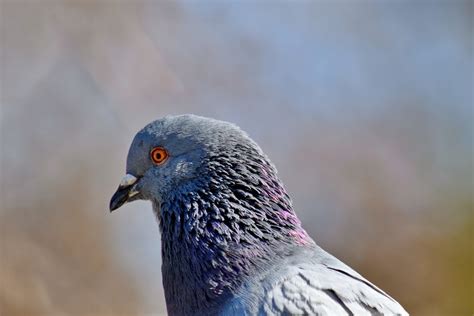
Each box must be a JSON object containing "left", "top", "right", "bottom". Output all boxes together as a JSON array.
[{"left": 155, "top": 153, "right": 313, "bottom": 315}]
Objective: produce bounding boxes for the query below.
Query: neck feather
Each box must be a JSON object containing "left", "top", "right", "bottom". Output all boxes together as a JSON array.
[{"left": 155, "top": 149, "right": 312, "bottom": 315}]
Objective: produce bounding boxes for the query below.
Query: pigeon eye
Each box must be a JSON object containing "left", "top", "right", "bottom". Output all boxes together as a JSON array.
[{"left": 150, "top": 147, "right": 169, "bottom": 165}]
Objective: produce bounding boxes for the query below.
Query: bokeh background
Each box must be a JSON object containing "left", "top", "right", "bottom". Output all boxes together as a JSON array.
[{"left": 1, "top": 1, "right": 472, "bottom": 315}]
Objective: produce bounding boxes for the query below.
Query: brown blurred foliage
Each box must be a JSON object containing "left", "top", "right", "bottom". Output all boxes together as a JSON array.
[{"left": 1, "top": 168, "right": 145, "bottom": 315}]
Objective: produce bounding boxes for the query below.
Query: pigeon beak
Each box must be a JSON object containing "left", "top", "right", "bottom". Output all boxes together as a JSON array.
[{"left": 110, "top": 174, "right": 140, "bottom": 212}]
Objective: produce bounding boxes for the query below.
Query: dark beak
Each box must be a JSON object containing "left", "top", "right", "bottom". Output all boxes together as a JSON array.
[{"left": 109, "top": 174, "right": 139, "bottom": 212}]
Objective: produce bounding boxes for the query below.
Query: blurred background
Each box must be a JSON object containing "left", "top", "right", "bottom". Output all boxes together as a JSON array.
[{"left": 1, "top": 1, "right": 472, "bottom": 315}]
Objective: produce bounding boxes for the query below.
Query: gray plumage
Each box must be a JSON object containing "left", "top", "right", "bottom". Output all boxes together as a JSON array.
[
  {"left": 223, "top": 245, "right": 406, "bottom": 315},
  {"left": 110, "top": 114, "right": 408, "bottom": 316}
]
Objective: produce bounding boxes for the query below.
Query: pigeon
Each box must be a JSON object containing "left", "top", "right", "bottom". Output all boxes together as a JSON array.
[{"left": 110, "top": 114, "right": 408, "bottom": 316}]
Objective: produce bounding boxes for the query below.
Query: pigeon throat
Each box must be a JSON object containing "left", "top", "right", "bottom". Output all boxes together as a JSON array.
[{"left": 154, "top": 155, "right": 313, "bottom": 314}]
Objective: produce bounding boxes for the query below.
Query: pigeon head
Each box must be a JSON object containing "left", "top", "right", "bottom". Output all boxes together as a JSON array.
[
  {"left": 110, "top": 114, "right": 262, "bottom": 210},
  {"left": 110, "top": 114, "right": 312, "bottom": 315}
]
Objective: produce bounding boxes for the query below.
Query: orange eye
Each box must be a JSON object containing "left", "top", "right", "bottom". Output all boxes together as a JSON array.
[{"left": 150, "top": 147, "right": 169, "bottom": 165}]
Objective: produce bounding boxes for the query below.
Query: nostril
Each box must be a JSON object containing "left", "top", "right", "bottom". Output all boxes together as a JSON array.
[{"left": 119, "top": 174, "right": 138, "bottom": 188}]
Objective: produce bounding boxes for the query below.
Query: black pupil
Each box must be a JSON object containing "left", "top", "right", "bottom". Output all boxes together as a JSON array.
[{"left": 155, "top": 151, "right": 162, "bottom": 160}]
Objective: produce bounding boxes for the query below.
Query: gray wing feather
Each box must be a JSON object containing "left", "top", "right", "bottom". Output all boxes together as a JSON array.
[
  {"left": 223, "top": 246, "right": 408, "bottom": 316},
  {"left": 259, "top": 247, "right": 408, "bottom": 316}
]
